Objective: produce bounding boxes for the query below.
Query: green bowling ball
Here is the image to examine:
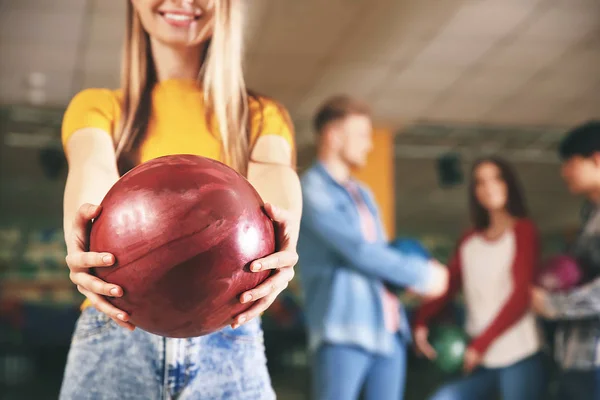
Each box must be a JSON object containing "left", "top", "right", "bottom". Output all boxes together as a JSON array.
[{"left": 430, "top": 324, "right": 468, "bottom": 374}]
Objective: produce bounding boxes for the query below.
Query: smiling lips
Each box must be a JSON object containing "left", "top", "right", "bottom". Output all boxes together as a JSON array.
[{"left": 159, "top": 10, "right": 202, "bottom": 27}]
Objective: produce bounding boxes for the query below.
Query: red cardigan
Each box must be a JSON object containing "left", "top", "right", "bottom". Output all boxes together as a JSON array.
[{"left": 414, "top": 219, "right": 540, "bottom": 355}]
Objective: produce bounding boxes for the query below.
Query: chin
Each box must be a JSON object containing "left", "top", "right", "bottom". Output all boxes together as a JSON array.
[
  {"left": 350, "top": 161, "right": 367, "bottom": 170},
  {"left": 483, "top": 202, "right": 506, "bottom": 213}
]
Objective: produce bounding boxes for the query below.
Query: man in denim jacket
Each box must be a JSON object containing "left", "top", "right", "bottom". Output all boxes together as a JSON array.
[{"left": 297, "top": 95, "right": 449, "bottom": 400}]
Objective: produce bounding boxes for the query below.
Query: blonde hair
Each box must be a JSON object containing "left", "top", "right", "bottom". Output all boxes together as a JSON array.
[{"left": 116, "top": 0, "right": 249, "bottom": 175}]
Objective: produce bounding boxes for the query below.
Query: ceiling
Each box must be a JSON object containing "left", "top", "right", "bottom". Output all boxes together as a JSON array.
[
  {"left": 0, "top": 0, "right": 597, "bottom": 235},
  {"left": 246, "top": 0, "right": 600, "bottom": 143},
  {"left": 1, "top": 0, "right": 598, "bottom": 139}
]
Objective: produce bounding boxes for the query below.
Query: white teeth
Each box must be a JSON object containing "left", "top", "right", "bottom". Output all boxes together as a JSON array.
[{"left": 164, "top": 13, "right": 194, "bottom": 21}]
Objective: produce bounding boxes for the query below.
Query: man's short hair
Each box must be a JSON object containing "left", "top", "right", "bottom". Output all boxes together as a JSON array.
[
  {"left": 559, "top": 120, "right": 600, "bottom": 161},
  {"left": 313, "top": 95, "right": 371, "bottom": 136}
]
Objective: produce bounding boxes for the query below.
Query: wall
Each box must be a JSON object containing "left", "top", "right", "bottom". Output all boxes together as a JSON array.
[{"left": 352, "top": 128, "right": 396, "bottom": 238}]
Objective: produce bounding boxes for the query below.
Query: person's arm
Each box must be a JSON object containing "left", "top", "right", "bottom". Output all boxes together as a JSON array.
[
  {"left": 63, "top": 129, "right": 119, "bottom": 239},
  {"left": 247, "top": 139, "right": 302, "bottom": 232},
  {"left": 413, "top": 250, "right": 463, "bottom": 328},
  {"left": 544, "top": 231, "right": 600, "bottom": 318},
  {"left": 469, "top": 220, "right": 540, "bottom": 355},
  {"left": 62, "top": 89, "right": 122, "bottom": 238},
  {"left": 544, "top": 276, "right": 600, "bottom": 319},
  {"left": 61, "top": 89, "right": 133, "bottom": 329},
  {"left": 301, "top": 181, "right": 442, "bottom": 294},
  {"left": 245, "top": 96, "right": 301, "bottom": 220},
  {"left": 231, "top": 97, "right": 302, "bottom": 328}
]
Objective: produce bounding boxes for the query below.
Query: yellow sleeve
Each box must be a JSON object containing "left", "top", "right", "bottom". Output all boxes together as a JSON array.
[
  {"left": 248, "top": 95, "right": 296, "bottom": 154},
  {"left": 61, "top": 88, "right": 122, "bottom": 149}
]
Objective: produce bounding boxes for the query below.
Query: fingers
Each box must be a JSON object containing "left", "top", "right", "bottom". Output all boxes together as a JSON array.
[
  {"left": 463, "top": 349, "right": 481, "bottom": 374},
  {"left": 250, "top": 251, "right": 298, "bottom": 272},
  {"left": 70, "top": 271, "right": 123, "bottom": 297},
  {"left": 263, "top": 202, "right": 292, "bottom": 223},
  {"left": 69, "top": 268, "right": 128, "bottom": 331},
  {"left": 77, "top": 286, "right": 134, "bottom": 331},
  {"left": 232, "top": 291, "right": 279, "bottom": 329},
  {"left": 240, "top": 267, "right": 293, "bottom": 304},
  {"left": 66, "top": 252, "right": 115, "bottom": 271},
  {"left": 233, "top": 266, "right": 294, "bottom": 328},
  {"left": 464, "top": 358, "right": 476, "bottom": 374},
  {"left": 414, "top": 327, "right": 437, "bottom": 360},
  {"left": 64, "top": 203, "right": 134, "bottom": 332},
  {"left": 67, "top": 203, "right": 102, "bottom": 254},
  {"left": 417, "top": 339, "right": 437, "bottom": 360}
]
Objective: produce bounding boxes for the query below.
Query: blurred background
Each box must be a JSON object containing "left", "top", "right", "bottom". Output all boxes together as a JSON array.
[{"left": 0, "top": 0, "right": 598, "bottom": 398}]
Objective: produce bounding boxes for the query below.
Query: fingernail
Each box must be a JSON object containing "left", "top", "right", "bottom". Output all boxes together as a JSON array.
[
  {"left": 110, "top": 287, "right": 120, "bottom": 296},
  {"left": 251, "top": 263, "right": 261, "bottom": 272},
  {"left": 117, "top": 313, "right": 126, "bottom": 321},
  {"left": 238, "top": 316, "right": 246, "bottom": 325},
  {"left": 241, "top": 293, "right": 252, "bottom": 303},
  {"left": 103, "top": 254, "right": 113, "bottom": 264}
]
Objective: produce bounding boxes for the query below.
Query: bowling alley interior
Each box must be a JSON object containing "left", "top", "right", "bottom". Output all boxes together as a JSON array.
[{"left": 1, "top": 1, "right": 599, "bottom": 399}]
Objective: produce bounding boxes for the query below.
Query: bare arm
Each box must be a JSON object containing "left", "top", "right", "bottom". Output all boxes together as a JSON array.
[
  {"left": 63, "top": 128, "right": 134, "bottom": 329},
  {"left": 247, "top": 135, "right": 302, "bottom": 235},
  {"left": 232, "top": 134, "right": 302, "bottom": 328},
  {"left": 63, "top": 128, "right": 120, "bottom": 240}
]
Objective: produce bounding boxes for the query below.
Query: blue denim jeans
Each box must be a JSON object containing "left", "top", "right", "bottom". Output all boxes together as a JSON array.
[
  {"left": 428, "top": 352, "right": 546, "bottom": 400},
  {"left": 59, "top": 307, "right": 275, "bottom": 400},
  {"left": 312, "top": 335, "right": 407, "bottom": 400}
]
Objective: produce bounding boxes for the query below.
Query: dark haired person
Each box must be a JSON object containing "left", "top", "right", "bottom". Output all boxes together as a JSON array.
[
  {"left": 532, "top": 120, "right": 600, "bottom": 400},
  {"left": 296, "top": 95, "right": 449, "bottom": 400},
  {"left": 414, "top": 157, "right": 545, "bottom": 400}
]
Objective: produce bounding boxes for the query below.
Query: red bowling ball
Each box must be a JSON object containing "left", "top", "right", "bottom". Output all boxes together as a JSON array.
[
  {"left": 89, "top": 154, "right": 275, "bottom": 338},
  {"left": 536, "top": 254, "right": 582, "bottom": 292}
]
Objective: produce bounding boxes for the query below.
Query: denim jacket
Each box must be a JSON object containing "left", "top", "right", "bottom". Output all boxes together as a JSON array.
[{"left": 297, "top": 162, "right": 433, "bottom": 355}]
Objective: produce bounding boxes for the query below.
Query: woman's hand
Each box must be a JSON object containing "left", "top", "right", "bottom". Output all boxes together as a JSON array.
[
  {"left": 232, "top": 202, "right": 299, "bottom": 329},
  {"left": 531, "top": 286, "right": 556, "bottom": 319},
  {"left": 65, "top": 203, "right": 134, "bottom": 330},
  {"left": 414, "top": 326, "right": 437, "bottom": 360},
  {"left": 463, "top": 347, "right": 482, "bottom": 374}
]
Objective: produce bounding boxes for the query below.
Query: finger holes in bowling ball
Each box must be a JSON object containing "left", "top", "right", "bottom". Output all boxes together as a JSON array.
[{"left": 71, "top": 308, "right": 117, "bottom": 344}]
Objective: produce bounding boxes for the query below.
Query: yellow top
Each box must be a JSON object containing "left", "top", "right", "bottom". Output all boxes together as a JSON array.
[
  {"left": 61, "top": 79, "right": 295, "bottom": 310},
  {"left": 62, "top": 78, "right": 295, "bottom": 162}
]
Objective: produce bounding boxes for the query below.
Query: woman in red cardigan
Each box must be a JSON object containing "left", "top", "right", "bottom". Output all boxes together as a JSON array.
[{"left": 413, "top": 157, "right": 545, "bottom": 400}]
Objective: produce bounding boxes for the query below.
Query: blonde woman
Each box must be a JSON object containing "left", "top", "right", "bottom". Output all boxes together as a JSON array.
[{"left": 59, "top": 1, "right": 301, "bottom": 399}]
